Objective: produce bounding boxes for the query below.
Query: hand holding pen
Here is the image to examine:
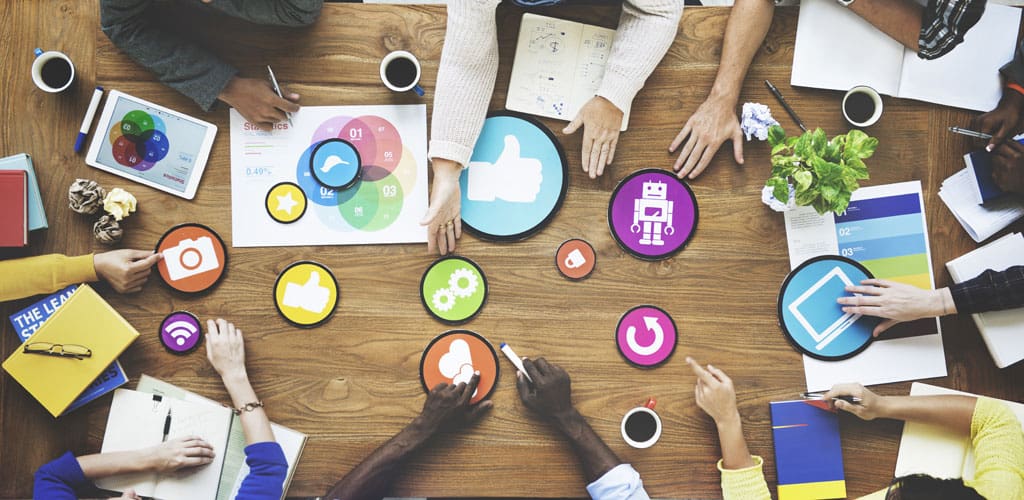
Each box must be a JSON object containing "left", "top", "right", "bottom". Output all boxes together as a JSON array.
[{"left": 821, "top": 383, "right": 885, "bottom": 420}]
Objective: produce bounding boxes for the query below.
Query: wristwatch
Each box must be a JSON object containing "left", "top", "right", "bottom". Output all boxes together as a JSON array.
[{"left": 836, "top": 0, "right": 856, "bottom": 6}]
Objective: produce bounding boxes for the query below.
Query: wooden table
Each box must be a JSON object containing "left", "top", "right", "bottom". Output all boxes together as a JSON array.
[{"left": 2, "top": 2, "right": 1022, "bottom": 498}]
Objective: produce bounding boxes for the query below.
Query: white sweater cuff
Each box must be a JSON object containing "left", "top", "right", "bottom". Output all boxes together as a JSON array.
[{"left": 428, "top": 139, "right": 474, "bottom": 168}]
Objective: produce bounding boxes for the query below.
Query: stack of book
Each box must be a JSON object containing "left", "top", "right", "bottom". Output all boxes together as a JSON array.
[{"left": 0, "top": 153, "right": 49, "bottom": 247}]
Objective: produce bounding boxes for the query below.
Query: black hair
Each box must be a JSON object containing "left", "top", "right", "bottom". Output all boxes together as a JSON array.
[{"left": 885, "top": 474, "right": 985, "bottom": 500}]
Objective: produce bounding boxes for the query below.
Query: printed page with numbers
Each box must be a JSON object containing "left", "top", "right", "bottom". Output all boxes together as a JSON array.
[
  {"left": 229, "top": 105, "right": 428, "bottom": 247},
  {"left": 783, "top": 181, "right": 946, "bottom": 391},
  {"left": 506, "top": 13, "right": 630, "bottom": 131}
]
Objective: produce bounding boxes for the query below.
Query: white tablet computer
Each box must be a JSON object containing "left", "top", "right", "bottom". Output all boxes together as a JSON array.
[{"left": 86, "top": 90, "right": 217, "bottom": 200}]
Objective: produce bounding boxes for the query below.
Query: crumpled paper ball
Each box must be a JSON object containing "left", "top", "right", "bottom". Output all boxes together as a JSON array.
[
  {"left": 103, "top": 188, "right": 137, "bottom": 221},
  {"left": 762, "top": 184, "right": 796, "bottom": 212},
  {"left": 741, "top": 102, "right": 779, "bottom": 141},
  {"left": 93, "top": 214, "right": 123, "bottom": 245},
  {"left": 68, "top": 179, "right": 107, "bottom": 215}
]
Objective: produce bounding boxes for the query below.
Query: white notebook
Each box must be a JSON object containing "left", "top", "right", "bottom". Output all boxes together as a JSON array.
[
  {"left": 791, "top": 0, "right": 1021, "bottom": 112},
  {"left": 946, "top": 232, "right": 1024, "bottom": 368},
  {"left": 96, "top": 389, "right": 233, "bottom": 500},
  {"left": 506, "top": 13, "right": 630, "bottom": 131},
  {"left": 895, "top": 383, "right": 1024, "bottom": 480}
]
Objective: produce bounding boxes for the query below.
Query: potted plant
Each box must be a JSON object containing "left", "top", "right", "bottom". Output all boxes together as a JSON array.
[{"left": 764, "top": 125, "right": 877, "bottom": 215}]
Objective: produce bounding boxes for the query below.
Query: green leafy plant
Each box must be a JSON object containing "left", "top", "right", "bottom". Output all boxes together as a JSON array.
[{"left": 765, "top": 125, "right": 877, "bottom": 215}]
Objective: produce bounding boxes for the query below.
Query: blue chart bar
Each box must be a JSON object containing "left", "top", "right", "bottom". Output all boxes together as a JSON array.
[
  {"left": 835, "top": 213, "right": 924, "bottom": 244},
  {"left": 836, "top": 193, "right": 921, "bottom": 223},
  {"left": 837, "top": 233, "right": 927, "bottom": 262}
]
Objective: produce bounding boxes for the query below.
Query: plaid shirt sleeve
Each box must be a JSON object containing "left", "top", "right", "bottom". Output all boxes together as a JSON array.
[
  {"left": 917, "top": 0, "right": 986, "bottom": 60},
  {"left": 950, "top": 266, "right": 1024, "bottom": 315}
]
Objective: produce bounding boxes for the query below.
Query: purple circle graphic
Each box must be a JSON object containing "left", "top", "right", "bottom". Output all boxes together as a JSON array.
[
  {"left": 159, "top": 311, "right": 203, "bottom": 355},
  {"left": 608, "top": 169, "right": 698, "bottom": 260},
  {"left": 616, "top": 305, "right": 677, "bottom": 367}
]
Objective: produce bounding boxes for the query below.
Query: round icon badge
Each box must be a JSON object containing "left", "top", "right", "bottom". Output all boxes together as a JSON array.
[
  {"left": 616, "top": 305, "right": 677, "bottom": 368},
  {"left": 273, "top": 261, "right": 339, "bottom": 328},
  {"left": 459, "top": 112, "right": 568, "bottom": 241},
  {"left": 420, "top": 330, "right": 499, "bottom": 405},
  {"left": 608, "top": 168, "right": 698, "bottom": 261},
  {"left": 420, "top": 256, "right": 487, "bottom": 324},
  {"left": 556, "top": 239, "right": 596, "bottom": 280},
  {"left": 311, "top": 138, "right": 361, "bottom": 190},
  {"left": 778, "top": 255, "right": 881, "bottom": 361},
  {"left": 155, "top": 223, "right": 228, "bottom": 294},
  {"left": 265, "top": 182, "right": 307, "bottom": 224},
  {"left": 159, "top": 311, "right": 203, "bottom": 355}
]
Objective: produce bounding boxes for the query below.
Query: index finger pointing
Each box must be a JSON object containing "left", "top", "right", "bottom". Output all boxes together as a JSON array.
[
  {"left": 686, "top": 357, "right": 717, "bottom": 386},
  {"left": 459, "top": 372, "right": 481, "bottom": 405}
]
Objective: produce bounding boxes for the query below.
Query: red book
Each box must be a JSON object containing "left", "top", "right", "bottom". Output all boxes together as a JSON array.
[{"left": 0, "top": 170, "right": 28, "bottom": 247}]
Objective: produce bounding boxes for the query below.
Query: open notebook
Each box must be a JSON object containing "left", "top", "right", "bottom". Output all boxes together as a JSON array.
[
  {"left": 792, "top": 0, "right": 1021, "bottom": 112},
  {"left": 137, "top": 375, "right": 307, "bottom": 500}
]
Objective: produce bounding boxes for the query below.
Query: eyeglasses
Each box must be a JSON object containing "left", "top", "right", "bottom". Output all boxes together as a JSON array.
[{"left": 23, "top": 342, "right": 92, "bottom": 360}]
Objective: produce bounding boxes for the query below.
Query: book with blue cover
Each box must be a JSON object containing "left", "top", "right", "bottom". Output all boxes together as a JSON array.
[
  {"left": 0, "top": 153, "right": 48, "bottom": 231},
  {"left": 770, "top": 399, "right": 846, "bottom": 500},
  {"left": 8, "top": 284, "right": 128, "bottom": 414}
]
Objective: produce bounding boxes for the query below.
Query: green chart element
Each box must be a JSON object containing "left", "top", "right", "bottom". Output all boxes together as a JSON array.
[
  {"left": 337, "top": 174, "right": 404, "bottom": 231},
  {"left": 420, "top": 256, "right": 487, "bottom": 324},
  {"left": 121, "top": 110, "right": 155, "bottom": 137}
]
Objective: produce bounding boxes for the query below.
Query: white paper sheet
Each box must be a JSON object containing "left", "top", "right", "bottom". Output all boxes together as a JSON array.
[{"left": 939, "top": 168, "right": 1024, "bottom": 243}]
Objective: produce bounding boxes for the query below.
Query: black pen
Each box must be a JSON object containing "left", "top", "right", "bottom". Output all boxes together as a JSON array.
[
  {"left": 162, "top": 408, "right": 172, "bottom": 442},
  {"left": 800, "top": 392, "right": 862, "bottom": 405},
  {"left": 765, "top": 80, "right": 807, "bottom": 133}
]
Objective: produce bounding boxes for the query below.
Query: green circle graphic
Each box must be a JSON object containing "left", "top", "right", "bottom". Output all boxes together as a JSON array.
[{"left": 421, "top": 257, "right": 486, "bottom": 323}]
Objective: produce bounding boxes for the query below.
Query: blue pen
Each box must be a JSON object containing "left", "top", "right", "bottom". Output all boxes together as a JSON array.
[{"left": 75, "top": 86, "right": 104, "bottom": 153}]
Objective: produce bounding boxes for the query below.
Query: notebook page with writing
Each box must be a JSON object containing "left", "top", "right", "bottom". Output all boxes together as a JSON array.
[
  {"left": 791, "top": 0, "right": 903, "bottom": 96},
  {"left": 896, "top": 3, "right": 1020, "bottom": 112},
  {"left": 153, "top": 401, "right": 232, "bottom": 500}
]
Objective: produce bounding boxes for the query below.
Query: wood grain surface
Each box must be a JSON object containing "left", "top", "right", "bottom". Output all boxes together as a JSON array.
[{"left": 1, "top": 2, "right": 1022, "bottom": 498}]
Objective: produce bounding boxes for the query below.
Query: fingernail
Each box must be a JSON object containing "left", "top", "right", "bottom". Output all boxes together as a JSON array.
[
  {"left": 474, "top": 370, "right": 480, "bottom": 376},
  {"left": 987, "top": 144, "right": 994, "bottom": 152},
  {"left": 707, "top": 364, "right": 714, "bottom": 370}
]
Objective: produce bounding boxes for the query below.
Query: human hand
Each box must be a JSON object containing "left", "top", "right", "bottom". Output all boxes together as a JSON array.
[
  {"left": 144, "top": 436, "right": 215, "bottom": 473},
  {"left": 205, "top": 318, "right": 247, "bottom": 381},
  {"left": 516, "top": 357, "right": 574, "bottom": 418},
  {"left": 218, "top": 76, "right": 300, "bottom": 131},
  {"left": 822, "top": 383, "right": 885, "bottom": 420},
  {"left": 991, "top": 139, "right": 1024, "bottom": 194},
  {"left": 93, "top": 250, "right": 161, "bottom": 294},
  {"left": 563, "top": 96, "right": 623, "bottom": 179},
  {"left": 975, "top": 90, "right": 1024, "bottom": 151},
  {"left": 837, "top": 279, "right": 953, "bottom": 337},
  {"left": 115, "top": 489, "right": 141, "bottom": 500},
  {"left": 670, "top": 96, "right": 743, "bottom": 179},
  {"left": 416, "top": 372, "right": 493, "bottom": 433},
  {"left": 420, "top": 158, "right": 463, "bottom": 255},
  {"left": 687, "top": 357, "right": 740, "bottom": 425}
]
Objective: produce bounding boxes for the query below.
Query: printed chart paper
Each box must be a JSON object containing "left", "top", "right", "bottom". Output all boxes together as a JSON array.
[
  {"left": 230, "top": 105, "right": 428, "bottom": 247},
  {"left": 784, "top": 181, "right": 946, "bottom": 391}
]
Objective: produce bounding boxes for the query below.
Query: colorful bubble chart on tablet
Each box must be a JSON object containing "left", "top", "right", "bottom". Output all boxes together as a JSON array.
[
  {"left": 155, "top": 223, "right": 228, "bottom": 294},
  {"left": 459, "top": 112, "right": 567, "bottom": 241},
  {"left": 420, "top": 330, "right": 498, "bottom": 405},
  {"left": 273, "top": 261, "right": 339, "bottom": 328},
  {"left": 616, "top": 305, "right": 677, "bottom": 368},
  {"left": 608, "top": 169, "right": 698, "bottom": 261},
  {"left": 265, "top": 182, "right": 307, "bottom": 224},
  {"left": 109, "top": 109, "right": 170, "bottom": 172},
  {"left": 159, "top": 311, "right": 203, "bottom": 355},
  {"left": 420, "top": 256, "right": 487, "bottom": 324},
  {"left": 778, "top": 255, "right": 881, "bottom": 361}
]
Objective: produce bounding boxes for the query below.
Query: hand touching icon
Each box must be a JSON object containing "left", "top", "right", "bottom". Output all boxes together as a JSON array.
[
  {"left": 467, "top": 135, "right": 543, "bottom": 203},
  {"left": 282, "top": 271, "right": 331, "bottom": 313},
  {"left": 438, "top": 339, "right": 477, "bottom": 398}
]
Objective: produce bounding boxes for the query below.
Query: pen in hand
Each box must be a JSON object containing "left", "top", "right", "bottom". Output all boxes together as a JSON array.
[
  {"left": 800, "top": 392, "right": 862, "bottom": 405},
  {"left": 266, "top": 65, "right": 294, "bottom": 127}
]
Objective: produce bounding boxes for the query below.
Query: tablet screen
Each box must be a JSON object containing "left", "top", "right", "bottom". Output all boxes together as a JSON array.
[{"left": 94, "top": 95, "right": 210, "bottom": 194}]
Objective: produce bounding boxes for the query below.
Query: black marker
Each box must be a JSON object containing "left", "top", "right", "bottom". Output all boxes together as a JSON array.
[
  {"left": 162, "top": 408, "right": 172, "bottom": 442},
  {"left": 765, "top": 80, "right": 807, "bottom": 133}
]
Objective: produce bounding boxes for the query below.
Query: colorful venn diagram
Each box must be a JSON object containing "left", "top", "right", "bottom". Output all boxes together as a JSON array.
[
  {"left": 295, "top": 115, "right": 415, "bottom": 232},
  {"left": 108, "top": 110, "right": 169, "bottom": 172}
]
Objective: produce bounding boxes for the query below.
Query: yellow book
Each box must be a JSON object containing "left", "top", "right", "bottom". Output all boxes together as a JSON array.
[{"left": 2, "top": 284, "right": 139, "bottom": 417}]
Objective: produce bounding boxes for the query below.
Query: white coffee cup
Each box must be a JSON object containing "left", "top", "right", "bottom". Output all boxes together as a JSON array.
[
  {"left": 32, "top": 48, "right": 75, "bottom": 93},
  {"left": 842, "top": 85, "right": 883, "bottom": 128},
  {"left": 620, "top": 398, "right": 662, "bottom": 449},
  {"left": 564, "top": 249, "right": 587, "bottom": 269},
  {"left": 380, "top": 50, "right": 424, "bottom": 96}
]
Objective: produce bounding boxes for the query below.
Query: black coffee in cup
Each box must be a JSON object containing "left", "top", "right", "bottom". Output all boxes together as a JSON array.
[
  {"left": 624, "top": 410, "right": 658, "bottom": 443},
  {"left": 844, "top": 91, "right": 875, "bottom": 125},
  {"left": 385, "top": 57, "right": 417, "bottom": 89},
  {"left": 41, "top": 58, "right": 73, "bottom": 90}
]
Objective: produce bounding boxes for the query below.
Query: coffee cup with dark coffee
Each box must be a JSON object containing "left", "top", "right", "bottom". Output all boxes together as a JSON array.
[
  {"left": 620, "top": 398, "right": 662, "bottom": 449},
  {"left": 842, "top": 86, "right": 882, "bottom": 128},
  {"left": 32, "top": 48, "right": 75, "bottom": 93},
  {"left": 380, "top": 51, "right": 424, "bottom": 97}
]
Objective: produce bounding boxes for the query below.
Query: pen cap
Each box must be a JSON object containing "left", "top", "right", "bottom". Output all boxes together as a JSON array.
[{"left": 644, "top": 397, "right": 656, "bottom": 410}]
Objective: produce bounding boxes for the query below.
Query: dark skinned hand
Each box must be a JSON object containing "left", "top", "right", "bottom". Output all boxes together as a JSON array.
[
  {"left": 218, "top": 76, "right": 300, "bottom": 131},
  {"left": 417, "top": 373, "right": 492, "bottom": 433},
  {"left": 991, "top": 139, "right": 1024, "bottom": 194},
  {"left": 516, "top": 357, "right": 574, "bottom": 418},
  {"left": 975, "top": 90, "right": 1024, "bottom": 150}
]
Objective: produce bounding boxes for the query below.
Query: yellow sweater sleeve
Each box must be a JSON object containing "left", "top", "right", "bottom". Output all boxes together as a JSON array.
[
  {"left": 0, "top": 254, "right": 97, "bottom": 302},
  {"left": 718, "top": 455, "right": 773, "bottom": 500},
  {"left": 964, "top": 397, "right": 1024, "bottom": 499}
]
